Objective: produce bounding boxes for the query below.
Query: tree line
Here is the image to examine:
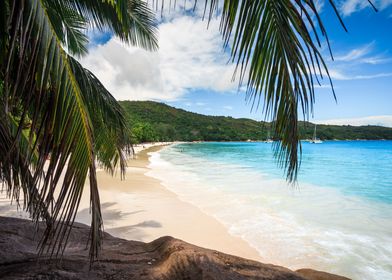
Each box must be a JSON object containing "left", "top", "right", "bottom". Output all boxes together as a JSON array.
[{"left": 121, "top": 101, "right": 392, "bottom": 143}]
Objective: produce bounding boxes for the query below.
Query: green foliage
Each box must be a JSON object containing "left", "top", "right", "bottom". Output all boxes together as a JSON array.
[
  {"left": 298, "top": 123, "right": 392, "bottom": 140},
  {"left": 0, "top": 0, "right": 157, "bottom": 261},
  {"left": 121, "top": 101, "right": 270, "bottom": 142},
  {"left": 0, "top": 0, "right": 380, "bottom": 262},
  {"left": 121, "top": 101, "right": 392, "bottom": 142},
  {"left": 131, "top": 122, "right": 158, "bottom": 143}
]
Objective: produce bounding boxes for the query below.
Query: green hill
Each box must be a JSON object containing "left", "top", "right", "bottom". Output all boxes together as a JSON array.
[{"left": 119, "top": 101, "right": 392, "bottom": 143}]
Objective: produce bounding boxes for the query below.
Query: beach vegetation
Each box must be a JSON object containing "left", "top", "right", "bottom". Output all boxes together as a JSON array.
[
  {"left": 0, "top": 0, "right": 157, "bottom": 259},
  {"left": 0, "top": 0, "right": 378, "bottom": 260},
  {"left": 122, "top": 101, "right": 392, "bottom": 142}
]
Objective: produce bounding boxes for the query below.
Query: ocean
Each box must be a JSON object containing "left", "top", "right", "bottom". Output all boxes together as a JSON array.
[{"left": 147, "top": 141, "right": 392, "bottom": 279}]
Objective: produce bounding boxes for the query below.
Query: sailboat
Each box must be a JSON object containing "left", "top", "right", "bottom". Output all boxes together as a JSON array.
[
  {"left": 310, "top": 124, "right": 323, "bottom": 144},
  {"left": 264, "top": 131, "right": 274, "bottom": 143}
]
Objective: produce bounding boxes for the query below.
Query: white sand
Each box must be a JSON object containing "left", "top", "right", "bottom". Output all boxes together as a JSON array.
[
  {"left": 0, "top": 143, "right": 262, "bottom": 262},
  {"left": 131, "top": 142, "right": 174, "bottom": 155}
]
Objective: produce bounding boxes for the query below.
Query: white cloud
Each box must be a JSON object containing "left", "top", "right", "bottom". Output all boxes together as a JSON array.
[
  {"left": 361, "top": 56, "right": 392, "bottom": 64},
  {"left": 81, "top": 15, "right": 237, "bottom": 101},
  {"left": 316, "top": 115, "right": 392, "bottom": 127},
  {"left": 155, "top": 0, "right": 222, "bottom": 21},
  {"left": 314, "top": 0, "right": 325, "bottom": 12},
  {"left": 317, "top": 42, "right": 392, "bottom": 82},
  {"left": 329, "top": 70, "right": 392, "bottom": 80},
  {"left": 335, "top": 43, "right": 374, "bottom": 61},
  {"left": 316, "top": 61, "right": 392, "bottom": 81},
  {"left": 314, "top": 84, "right": 333, "bottom": 89},
  {"left": 223, "top": 105, "right": 233, "bottom": 110},
  {"left": 340, "top": 0, "right": 392, "bottom": 16},
  {"left": 340, "top": 0, "right": 370, "bottom": 16},
  {"left": 334, "top": 43, "right": 390, "bottom": 64},
  {"left": 81, "top": 3, "right": 391, "bottom": 102},
  {"left": 349, "top": 72, "right": 392, "bottom": 79}
]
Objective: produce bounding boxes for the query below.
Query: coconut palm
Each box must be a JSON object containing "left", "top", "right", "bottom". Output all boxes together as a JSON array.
[
  {"left": 0, "top": 0, "right": 376, "bottom": 261},
  {"left": 0, "top": 0, "right": 157, "bottom": 259}
]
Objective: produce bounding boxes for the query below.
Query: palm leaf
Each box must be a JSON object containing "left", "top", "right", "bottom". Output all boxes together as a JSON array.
[
  {"left": 157, "top": 0, "right": 374, "bottom": 182},
  {"left": 47, "top": 0, "right": 158, "bottom": 52},
  {"left": 1, "top": 0, "right": 158, "bottom": 261},
  {"left": 2, "top": 0, "right": 100, "bottom": 259},
  {"left": 212, "top": 0, "right": 337, "bottom": 182},
  {"left": 44, "top": 0, "right": 89, "bottom": 56},
  {"left": 69, "top": 56, "right": 132, "bottom": 176}
]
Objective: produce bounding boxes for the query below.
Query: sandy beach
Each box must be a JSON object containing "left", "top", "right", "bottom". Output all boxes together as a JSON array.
[
  {"left": 76, "top": 143, "right": 263, "bottom": 262},
  {"left": 0, "top": 142, "right": 261, "bottom": 261}
]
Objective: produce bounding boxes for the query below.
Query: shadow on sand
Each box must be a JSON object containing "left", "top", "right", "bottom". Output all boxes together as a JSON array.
[{"left": 77, "top": 202, "right": 162, "bottom": 241}]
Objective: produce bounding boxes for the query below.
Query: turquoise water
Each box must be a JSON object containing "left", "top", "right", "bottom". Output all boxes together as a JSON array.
[
  {"left": 147, "top": 141, "right": 392, "bottom": 279},
  {"left": 174, "top": 141, "right": 392, "bottom": 203}
]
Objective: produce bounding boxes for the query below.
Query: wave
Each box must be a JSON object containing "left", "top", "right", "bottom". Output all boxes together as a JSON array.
[{"left": 146, "top": 144, "right": 392, "bottom": 280}]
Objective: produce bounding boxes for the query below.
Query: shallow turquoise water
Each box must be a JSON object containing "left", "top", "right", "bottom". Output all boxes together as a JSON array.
[
  {"left": 175, "top": 141, "right": 392, "bottom": 203},
  {"left": 147, "top": 141, "right": 392, "bottom": 279}
]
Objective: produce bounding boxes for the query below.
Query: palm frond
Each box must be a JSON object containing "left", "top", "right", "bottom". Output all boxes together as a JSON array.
[
  {"left": 155, "top": 0, "right": 375, "bottom": 182},
  {"left": 224, "top": 1, "right": 334, "bottom": 182},
  {"left": 69, "top": 56, "right": 132, "bottom": 176},
  {"left": 1, "top": 0, "right": 158, "bottom": 261},
  {"left": 44, "top": 0, "right": 89, "bottom": 56},
  {"left": 1, "top": 0, "right": 100, "bottom": 259},
  {"left": 51, "top": 0, "right": 159, "bottom": 51},
  {"left": 126, "top": 0, "right": 159, "bottom": 50},
  {"left": 216, "top": 0, "right": 338, "bottom": 182}
]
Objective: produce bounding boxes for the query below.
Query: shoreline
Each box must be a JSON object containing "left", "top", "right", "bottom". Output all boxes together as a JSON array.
[
  {"left": 0, "top": 142, "right": 261, "bottom": 262},
  {"left": 80, "top": 143, "right": 263, "bottom": 262},
  {"left": 0, "top": 142, "right": 353, "bottom": 279},
  {"left": 131, "top": 141, "right": 175, "bottom": 155},
  {"left": 1, "top": 141, "right": 389, "bottom": 278}
]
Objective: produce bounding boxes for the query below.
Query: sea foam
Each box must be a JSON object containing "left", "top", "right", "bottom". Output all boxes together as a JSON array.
[{"left": 147, "top": 142, "right": 392, "bottom": 280}]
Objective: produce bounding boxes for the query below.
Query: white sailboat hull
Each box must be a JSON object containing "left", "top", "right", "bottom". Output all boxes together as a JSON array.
[{"left": 310, "top": 139, "right": 323, "bottom": 144}]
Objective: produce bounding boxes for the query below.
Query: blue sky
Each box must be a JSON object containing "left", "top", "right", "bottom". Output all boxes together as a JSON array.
[{"left": 82, "top": 1, "right": 392, "bottom": 127}]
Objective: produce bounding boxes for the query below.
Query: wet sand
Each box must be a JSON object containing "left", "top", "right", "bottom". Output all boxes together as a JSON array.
[
  {"left": 78, "top": 145, "right": 263, "bottom": 262},
  {"left": 0, "top": 144, "right": 262, "bottom": 262}
]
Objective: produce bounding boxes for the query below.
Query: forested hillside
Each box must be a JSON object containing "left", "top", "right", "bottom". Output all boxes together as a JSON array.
[{"left": 120, "top": 101, "right": 392, "bottom": 143}]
